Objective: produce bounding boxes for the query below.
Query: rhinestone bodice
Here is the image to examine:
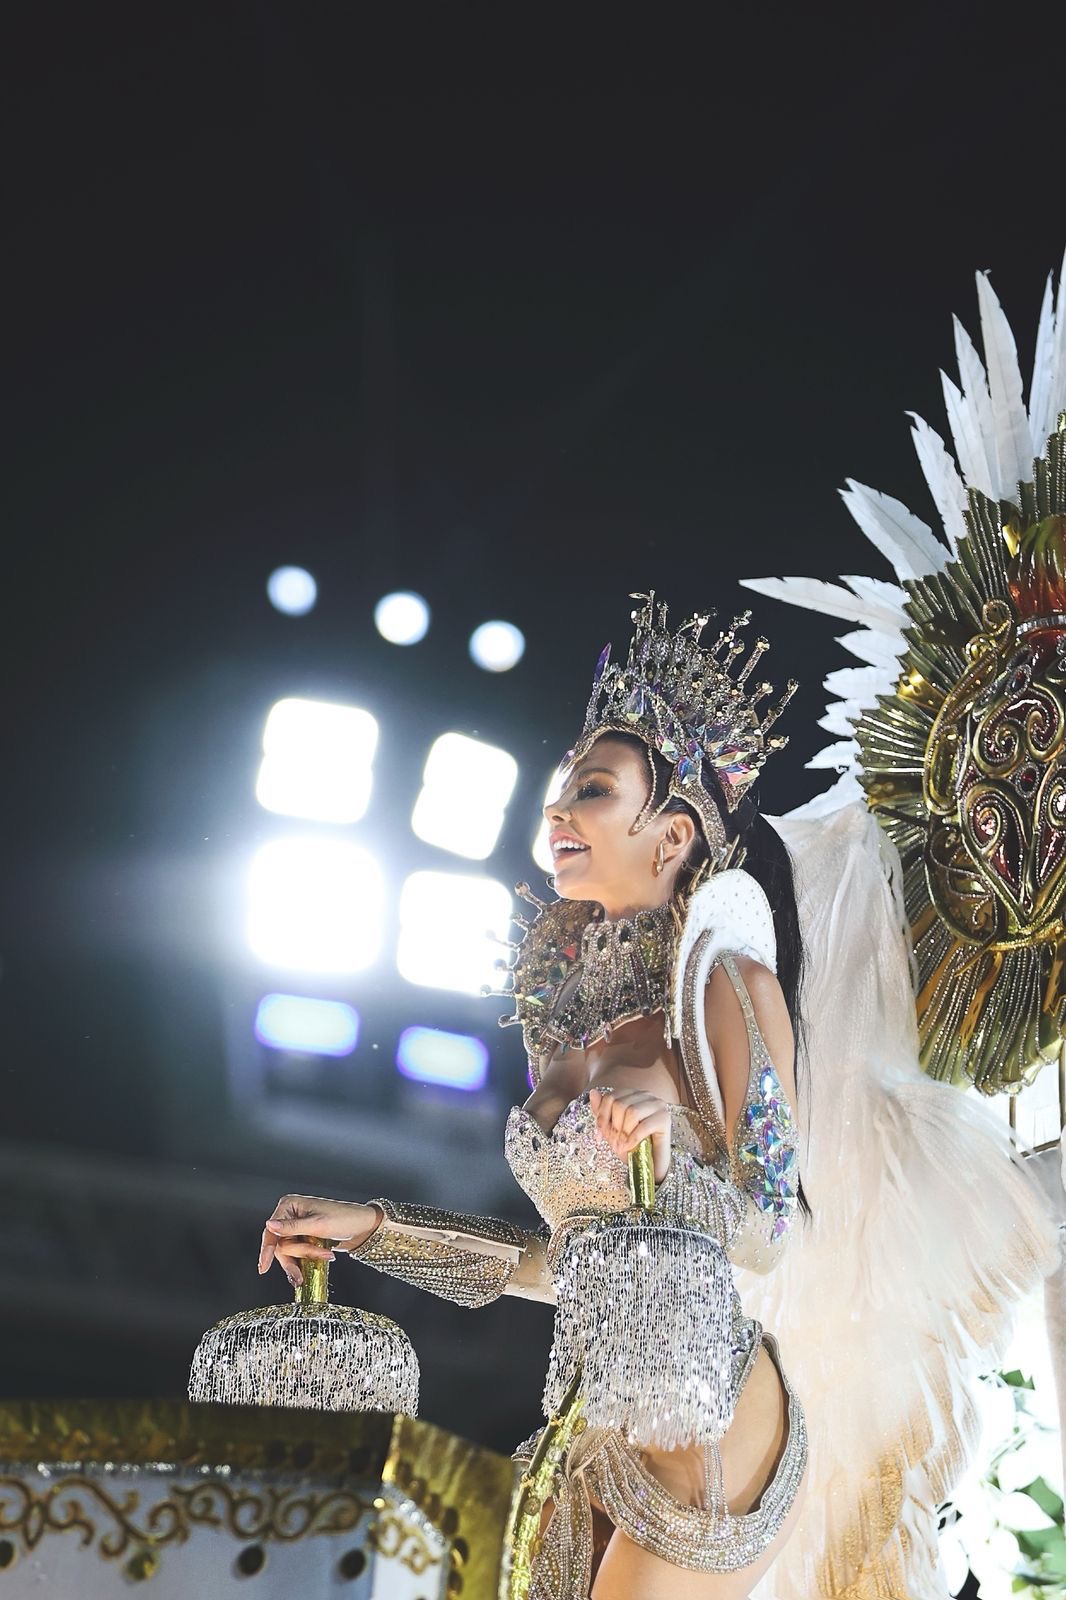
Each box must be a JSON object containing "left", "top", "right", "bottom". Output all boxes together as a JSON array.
[{"left": 504, "top": 1093, "right": 713, "bottom": 1234}]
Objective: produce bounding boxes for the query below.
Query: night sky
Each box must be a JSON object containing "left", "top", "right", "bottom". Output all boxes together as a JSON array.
[{"left": 3, "top": 5, "right": 1063, "bottom": 1437}]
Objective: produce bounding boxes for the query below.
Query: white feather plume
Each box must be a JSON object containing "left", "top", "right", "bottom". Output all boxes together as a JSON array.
[
  {"left": 824, "top": 664, "right": 895, "bottom": 705},
  {"left": 1029, "top": 270, "right": 1057, "bottom": 450},
  {"left": 952, "top": 313, "right": 999, "bottom": 498},
  {"left": 835, "top": 627, "right": 907, "bottom": 670},
  {"left": 741, "top": 259, "right": 1064, "bottom": 810},
  {"left": 976, "top": 272, "right": 1034, "bottom": 494},
  {"left": 818, "top": 701, "right": 863, "bottom": 738},
  {"left": 907, "top": 411, "right": 967, "bottom": 554},
  {"left": 806, "top": 739, "right": 859, "bottom": 772},
  {"left": 739, "top": 575, "right": 904, "bottom": 633},
  {"left": 838, "top": 481, "right": 949, "bottom": 580}
]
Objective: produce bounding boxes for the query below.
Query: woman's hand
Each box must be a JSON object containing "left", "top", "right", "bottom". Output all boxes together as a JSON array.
[
  {"left": 589, "top": 1087, "right": 673, "bottom": 1183},
  {"left": 258, "top": 1194, "right": 381, "bottom": 1288}
]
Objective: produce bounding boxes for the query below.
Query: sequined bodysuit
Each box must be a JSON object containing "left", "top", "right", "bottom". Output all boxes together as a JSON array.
[{"left": 501, "top": 957, "right": 807, "bottom": 1595}]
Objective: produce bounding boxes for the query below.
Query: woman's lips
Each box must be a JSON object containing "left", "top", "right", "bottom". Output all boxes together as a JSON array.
[{"left": 551, "top": 842, "right": 589, "bottom": 864}]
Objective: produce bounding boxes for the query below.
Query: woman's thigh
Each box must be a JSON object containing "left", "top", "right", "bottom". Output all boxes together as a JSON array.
[
  {"left": 591, "top": 1344, "right": 801, "bottom": 1599},
  {"left": 591, "top": 1479, "right": 804, "bottom": 1600}
]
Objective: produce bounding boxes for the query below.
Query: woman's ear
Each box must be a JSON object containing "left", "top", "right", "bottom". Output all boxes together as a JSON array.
[{"left": 663, "top": 810, "right": 696, "bottom": 863}]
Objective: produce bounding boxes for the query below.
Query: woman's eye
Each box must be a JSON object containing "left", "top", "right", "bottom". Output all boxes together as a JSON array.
[{"left": 576, "top": 781, "right": 608, "bottom": 800}]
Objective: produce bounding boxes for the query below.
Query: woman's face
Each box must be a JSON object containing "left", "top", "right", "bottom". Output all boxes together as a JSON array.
[{"left": 542, "top": 735, "right": 694, "bottom": 917}]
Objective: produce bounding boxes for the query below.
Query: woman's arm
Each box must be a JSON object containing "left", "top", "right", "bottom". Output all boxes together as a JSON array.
[
  {"left": 259, "top": 1191, "right": 552, "bottom": 1307},
  {"left": 349, "top": 1198, "right": 553, "bottom": 1306},
  {"left": 704, "top": 954, "right": 801, "bottom": 1274}
]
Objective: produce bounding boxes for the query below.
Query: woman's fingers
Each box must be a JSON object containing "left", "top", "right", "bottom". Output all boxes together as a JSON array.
[
  {"left": 591, "top": 1089, "right": 670, "bottom": 1156},
  {"left": 272, "top": 1239, "right": 336, "bottom": 1261},
  {"left": 258, "top": 1227, "right": 277, "bottom": 1275}
]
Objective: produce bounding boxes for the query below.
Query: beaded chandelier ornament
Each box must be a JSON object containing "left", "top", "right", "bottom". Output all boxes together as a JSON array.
[
  {"left": 189, "top": 1244, "right": 419, "bottom": 1414},
  {"left": 570, "top": 591, "right": 798, "bottom": 857}
]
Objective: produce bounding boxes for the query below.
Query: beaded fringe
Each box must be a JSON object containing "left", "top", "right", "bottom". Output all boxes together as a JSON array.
[{"left": 545, "top": 1216, "right": 734, "bottom": 1451}]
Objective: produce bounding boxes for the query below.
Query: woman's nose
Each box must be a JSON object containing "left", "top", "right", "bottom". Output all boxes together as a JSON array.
[{"left": 543, "top": 795, "right": 570, "bottom": 823}]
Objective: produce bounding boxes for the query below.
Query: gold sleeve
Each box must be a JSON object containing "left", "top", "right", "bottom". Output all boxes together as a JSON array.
[{"left": 348, "top": 1198, "right": 553, "bottom": 1307}]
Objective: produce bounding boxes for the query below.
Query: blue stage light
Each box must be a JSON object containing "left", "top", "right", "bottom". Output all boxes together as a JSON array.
[
  {"left": 267, "top": 566, "right": 318, "bottom": 616},
  {"left": 375, "top": 591, "right": 430, "bottom": 645},
  {"left": 254, "top": 994, "right": 360, "bottom": 1057},
  {"left": 395, "top": 1026, "right": 489, "bottom": 1091}
]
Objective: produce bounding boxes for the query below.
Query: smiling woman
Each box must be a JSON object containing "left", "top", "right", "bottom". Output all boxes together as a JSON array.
[{"left": 254, "top": 594, "right": 1056, "bottom": 1600}]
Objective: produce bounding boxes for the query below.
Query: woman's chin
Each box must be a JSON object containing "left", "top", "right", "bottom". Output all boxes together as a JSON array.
[{"left": 552, "top": 860, "right": 596, "bottom": 900}]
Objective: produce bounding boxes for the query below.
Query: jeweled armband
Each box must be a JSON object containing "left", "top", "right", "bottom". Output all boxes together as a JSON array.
[{"left": 349, "top": 1198, "right": 544, "bottom": 1308}]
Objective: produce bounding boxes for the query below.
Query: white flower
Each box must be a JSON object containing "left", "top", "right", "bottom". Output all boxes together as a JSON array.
[
  {"left": 996, "top": 1490, "right": 1055, "bottom": 1531},
  {"left": 939, "top": 1525, "right": 971, "bottom": 1596}
]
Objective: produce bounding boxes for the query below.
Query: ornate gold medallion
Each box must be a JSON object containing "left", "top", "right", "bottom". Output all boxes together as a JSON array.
[{"left": 856, "top": 418, "right": 1066, "bottom": 1092}]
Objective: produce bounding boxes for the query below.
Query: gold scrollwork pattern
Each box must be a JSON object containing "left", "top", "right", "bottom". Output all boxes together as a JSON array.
[
  {"left": 0, "top": 1398, "right": 516, "bottom": 1597},
  {"left": 856, "top": 417, "right": 1066, "bottom": 1094},
  {"left": 0, "top": 1475, "right": 380, "bottom": 1562}
]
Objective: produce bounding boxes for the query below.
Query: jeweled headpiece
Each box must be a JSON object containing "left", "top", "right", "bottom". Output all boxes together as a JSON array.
[{"left": 569, "top": 592, "right": 797, "bottom": 855}]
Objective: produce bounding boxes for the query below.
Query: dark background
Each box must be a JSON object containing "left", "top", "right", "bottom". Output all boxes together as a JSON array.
[{"left": 1, "top": 3, "right": 1061, "bottom": 1515}]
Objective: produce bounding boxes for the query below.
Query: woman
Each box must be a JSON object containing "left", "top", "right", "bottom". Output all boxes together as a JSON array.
[
  {"left": 257, "top": 595, "right": 1058, "bottom": 1599},
  {"left": 260, "top": 596, "right": 809, "bottom": 1598}
]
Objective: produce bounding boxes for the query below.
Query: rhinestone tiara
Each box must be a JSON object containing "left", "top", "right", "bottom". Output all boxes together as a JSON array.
[{"left": 569, "top": 592, "right": 797, "bottom": 850}]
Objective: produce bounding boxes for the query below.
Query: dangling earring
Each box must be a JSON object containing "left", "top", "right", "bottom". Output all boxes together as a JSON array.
[{"left": 654, "top": 840, "right": 666, "bottom": 877}]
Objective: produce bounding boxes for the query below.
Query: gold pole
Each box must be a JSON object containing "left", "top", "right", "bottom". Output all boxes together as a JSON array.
[
  {"left": 295, "top": 1238, "right": 329, "bottom": 1308},
  {"left": 507, "top": 1371, "right": 585, "bottom": 1600},
  {"left": 627, "top": 1137, "right": 656, "bottom": 1210}
]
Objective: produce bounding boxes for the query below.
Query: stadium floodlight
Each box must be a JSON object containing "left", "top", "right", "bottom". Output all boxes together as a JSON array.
[
  {"left": 531, "top": 763, "right": 568, "bottom": 872},
  {"left": 248, "top": 838, "right": 384, "bottom": 974},
  {"left": 374, "top": 591, "right": 430, "bottom": 646},
  {"left": 266, "top": 566, "right": 318, "bottom": 616},
  {"left": 469, "top": 619, "right": 525, "bottom": 672},
  {"left": 396, "top": 1026, "right": 488, "bottom": 1091},
  {"left": 411, "top": 732, "right": 518, "bottom": 860},
  {"left": 255, "top": 698, "right": 379, "bottom": 824},
  {"left": 396, "top": 870, "right": 511, "bottom": 994},
  {"left": 254, "top": 994, "right": 360, "bottom": 1057}
]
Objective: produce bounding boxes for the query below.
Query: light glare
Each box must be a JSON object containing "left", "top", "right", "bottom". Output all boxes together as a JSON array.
[
  {"left": 375, "top": 591, "right": 430, "bottom": 646},
  {"left": 397, "top": 871, "right": 511, "bottom": 993},
  {"left": 255, "top": 994, "right": 360, "bottom": 1057},
  {"left": 469, "top": 620, "right": 525, "bottom": 672},
  {"left": 411, "top": 732, "right": 518, "bottom": 859},
  {"left": 396, "top": 1026, "right": 488, "bottom": 1091},
  {"left": 532, "top": 764, "right": 568, "bottom": 872},
  {"left": 267, "top": 566, "right": 318, "bottom": 616},
  {"left": 255, "top": 698, "right": 379, "bottom": 824},
  {"left": 248, "top": 838, "right": 384, "bottom": 974}
]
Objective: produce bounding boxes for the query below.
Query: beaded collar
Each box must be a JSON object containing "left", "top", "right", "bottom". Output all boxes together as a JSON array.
[{"left": 493, "top": 889, "right": 676, "bottom": 1070}]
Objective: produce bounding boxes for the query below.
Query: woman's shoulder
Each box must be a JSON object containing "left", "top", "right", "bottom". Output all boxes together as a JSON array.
[{"left": 704, "top": 955, "right": 794, "bottom": 1071}]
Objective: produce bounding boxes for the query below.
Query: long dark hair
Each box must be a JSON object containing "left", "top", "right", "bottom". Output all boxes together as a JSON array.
[{"left": 613, "top": 733, "right": 810, "bottom": 1212}]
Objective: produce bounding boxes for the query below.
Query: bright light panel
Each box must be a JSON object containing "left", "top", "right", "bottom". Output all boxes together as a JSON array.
[
  {"left": 255, "top": 994, "right": 360, "bottom": 1057},
  {"left": 267, "top": 566, "right": 318, "bottom": 616},
  {"left": 375, "top": 591, "right": 430, "bottom": 646},
  {"left": 469, "top": 619, "right": 525, "bottom": 672},
  {"left": 248, "top": 838, "right": 384, "bottom": 973},
  {"left": 532, "top": 763, "right": 568, "bottom": 872},
  {"left": 396, "top": 1026, "right": 488, "bottom": 1091},
  {"left": 255, "top": 698, "right": 379, "bottom": 824},
  {"left": 397, "top": 870, "right": 511, "bottom": 993},
  {"left": 411, "top": 732, "right": 518, "bottom": 860}
]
